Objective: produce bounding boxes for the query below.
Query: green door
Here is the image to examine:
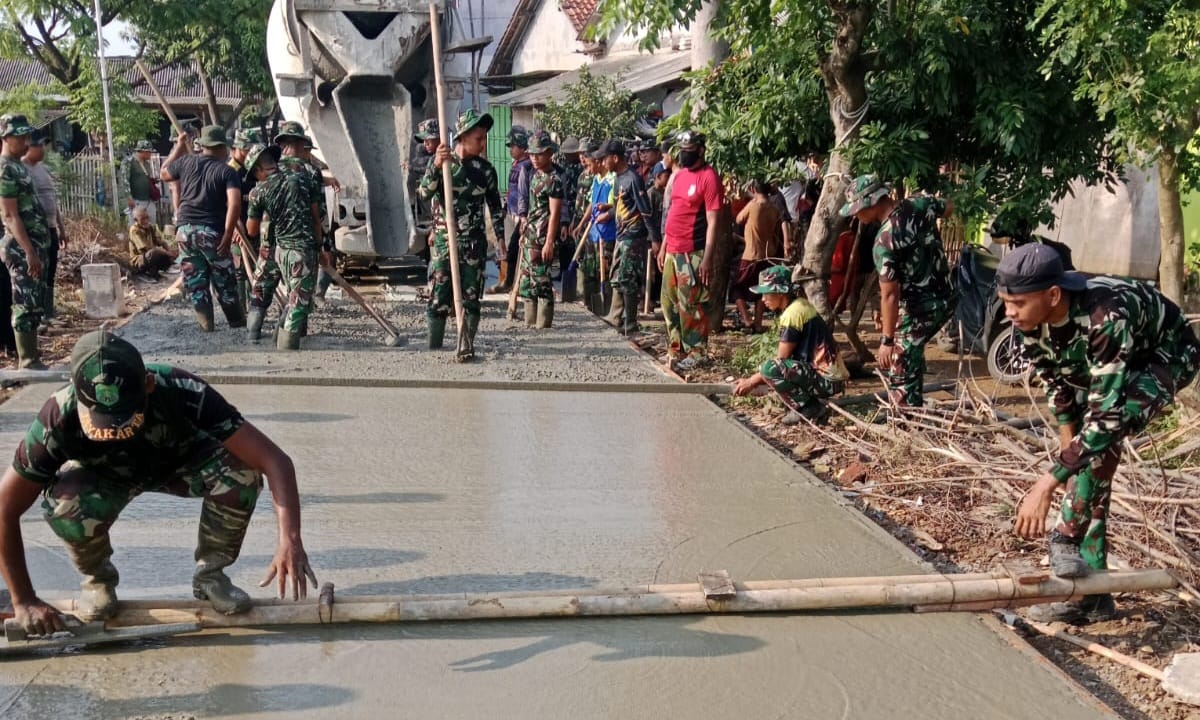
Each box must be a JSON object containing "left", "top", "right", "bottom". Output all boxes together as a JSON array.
[{"left": 488, "top": 104, "right": 513, "bottom": 194}]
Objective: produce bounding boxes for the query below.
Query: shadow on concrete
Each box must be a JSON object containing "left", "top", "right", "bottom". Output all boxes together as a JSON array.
[
  {"left": 302, "top": 491, "right": 445, "bottom": 505},
  {"left": 340, "top": 571, "right": 595, "bottom": 596},
  {"left": 0, "top": 683, "right": 354, "bottom": 717},
  {"left": 244, "top": 412, "right": 356, "bottom": 423}
]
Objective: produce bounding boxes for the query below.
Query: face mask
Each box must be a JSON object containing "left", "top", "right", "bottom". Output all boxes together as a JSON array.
[{"left": 678, "top": 149, "right": 700, "bottom": 168}]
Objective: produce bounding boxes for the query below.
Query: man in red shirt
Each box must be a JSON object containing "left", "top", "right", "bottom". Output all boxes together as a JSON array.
[{"left": 657, "top": 131, "right": 724, "bottom": 370}]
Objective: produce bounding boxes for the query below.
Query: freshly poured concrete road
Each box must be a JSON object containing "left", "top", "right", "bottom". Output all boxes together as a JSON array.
[{"left": 0, "top": 383, "right": 1109, "bottom": 719}]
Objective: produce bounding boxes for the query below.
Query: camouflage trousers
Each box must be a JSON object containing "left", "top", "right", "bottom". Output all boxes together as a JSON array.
[
  {"left": 661, "top": 251, "right": 710, "bottom": 361},
  {"left": 761, "top": 358, "right": 842, "bottom": 409},
  {"left": 428, "top": 232, "right": 487, "bottom": 321},
  {"left": 177, "top": 224, "right": 238, "bottom": 313},
  {"left": 1, "top": 236, "right": 48, "bottom": 333},
  {"left": 232, "top": 233, "right": 261, "bottom": 310},
  {"left": 610, "top": 236, "right": 647, "bottom": 296},
  {"left": 517, "top": 239, "right": 554, "bottom": 301},
  {"left": 1058, "top": 354, "right": 1200, "bottom": 570},
  {"left": 278, "top": 248, "right": 319, "bottom": 333},
  {"left": 248, "top": 240, "right": 282, "bottom": 312},
  {"left": 576, "top": 240, "right": 614, "bottom": 298},
  {"left": 884, "top": 301, "right": 954, "bottom": 407},
  {"left": 40, "top": 443, "right": 262, "bottom": 546}
]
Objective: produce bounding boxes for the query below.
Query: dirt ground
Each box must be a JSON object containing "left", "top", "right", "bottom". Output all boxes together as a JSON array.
[{"left": 633, "top": 310, "right": 1200, "bottom": 720}]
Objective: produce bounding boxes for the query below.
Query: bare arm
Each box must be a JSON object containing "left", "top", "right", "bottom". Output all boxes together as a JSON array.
[
  {"left": 219, "top": 187, "right": 240, "bottom": 254},
  {"left": 543, "top": 197, "right": 561, "bottom": 262},
  {"left": 879, "top": 279, "right": 900, "bottom": 338},
  {"left": 698, "top": 209, "right": 721, "bottom": 285},
  {"left": 0, "top": 468, "right": 67, "bottom": 633},
  {"left": 160, "top": 135, "right": 190, "bottom": 182}
]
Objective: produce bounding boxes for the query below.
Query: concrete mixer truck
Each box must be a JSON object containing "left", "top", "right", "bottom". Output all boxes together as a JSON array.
[{"left": 265, "top": 0, "right": 477, "bottom": 268}]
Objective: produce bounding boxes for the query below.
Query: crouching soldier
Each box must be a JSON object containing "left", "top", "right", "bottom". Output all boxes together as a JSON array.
[
  {"left": 733, "top": 266, "right": 848, "bottom": 424},
  {"left": 1001, "top": 244, "right": 1200, "bottom": 624},
  {"left": 0, "top": 331, "right": 318, "bottom": 634}
]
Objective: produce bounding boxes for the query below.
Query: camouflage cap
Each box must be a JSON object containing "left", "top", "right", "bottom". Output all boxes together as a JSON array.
[
  {"left": 196, "top": 124, "right": 228, "bottom": 148},
  {"left": 559, "top": 137, "right": 581, "bottom": 154},
  {"left": 506, "top": 125, "right": 529, "bottom": 149},
  {"left": 70, "top": 330, "right": 149, "bottom": 442},
  {"left": 274, "top": 120, "right": 307, "bottom": 144},
  {"left": 0, "top": 114, "right": 34, "bottom": 137},
  {"left": 134, "top": 139, "right": 155, "bottom": 152},
  {"left": 231, "top": 128, "right": 263, "bottom": 149},
  {"left": 454, "top": 108, "right": 494, "bottom": 139},
  {"left": 527, "top": 130, "right": 557, "bottom": 155},
  {"left": 244, "top": 143, "right": 281, "bottom": 173},
  {"left": 676, "top": 129, "right": 706, "bottom": 149},
  {"left": 751, "top": 265, "right": 794, "bottom": 295},
  {"left": 414, "top": 118, "right": 440, "bottom": 141},
  {"left": 839, "top": 174, "right": 892, "bottom": 217}
]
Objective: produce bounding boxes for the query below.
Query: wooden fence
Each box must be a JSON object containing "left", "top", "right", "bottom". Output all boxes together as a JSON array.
[{"left": 57, "top": 152, "right": 172, "bottom": 224}]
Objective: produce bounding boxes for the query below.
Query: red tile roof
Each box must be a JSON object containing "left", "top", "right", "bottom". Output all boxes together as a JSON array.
[
  {"left": 486, "top": 0, "right": 601, "bottom": 79},
  {"left": 561, "top": 0, "right": 600, "bottom": 36}
]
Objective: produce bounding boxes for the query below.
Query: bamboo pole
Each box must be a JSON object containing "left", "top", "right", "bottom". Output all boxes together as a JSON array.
[
  {"left": 133, "top": 59, "right": 184, "bottom": 136},
  {"left": 38, "top": 569, "right": 1176, "bottom": 629}
]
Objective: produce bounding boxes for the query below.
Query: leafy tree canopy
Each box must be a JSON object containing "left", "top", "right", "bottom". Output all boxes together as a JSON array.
[{"left": 538, "top": 67, "right": 650, "bottom": 142}]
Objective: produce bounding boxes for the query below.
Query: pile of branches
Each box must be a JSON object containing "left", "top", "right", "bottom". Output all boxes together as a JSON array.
[{"left": 805, "top": 382, "right": 1200, "bottom": 599}]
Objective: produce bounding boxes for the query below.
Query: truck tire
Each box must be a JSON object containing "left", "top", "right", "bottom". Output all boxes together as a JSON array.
[{"left": 987, "top": 325, "right": 1031, "bottom": 385}]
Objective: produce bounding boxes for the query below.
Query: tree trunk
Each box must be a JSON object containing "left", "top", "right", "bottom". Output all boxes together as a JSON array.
[
  {"left": 194, "top": 56, "right": 221, "bottom": 127},
  {"left": 796, "top": 2, "right": 874, "bottom": 322},
  {"left": 706, "top": 203, "right": 736, "bottom": 332},
  {"left": 691, "top": 0, "right": 731, "bottom": 75},
  {"left": 1157, "top": 149, "right": 1186, "bottom": 305}
]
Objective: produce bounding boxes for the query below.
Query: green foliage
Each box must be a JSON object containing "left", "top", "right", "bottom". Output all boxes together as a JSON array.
[
  {"left": 0, "top": 83, "right": 55, "bottom": 122},
  {"left": 59, "top": 58, "right": 158, "bottom": 148},
  {"left": 539, "top": 68, "right": 650, "bottom": 140},
  {"left": 732, "top": 319, "right": 781, "bottom": 375}
]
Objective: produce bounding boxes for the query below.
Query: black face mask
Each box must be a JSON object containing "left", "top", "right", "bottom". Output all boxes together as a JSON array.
[{"left": 678, "top": 149, "right": 700, "bottom": 168}]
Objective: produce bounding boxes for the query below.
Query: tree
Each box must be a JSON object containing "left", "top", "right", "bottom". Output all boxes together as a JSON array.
[
  {"left": 1034, "top": 1, "right": 1200, "bottom": 304},
  {"left": 539, "top": 67, "right": 649, "bottom": 140},
  {"left": 597, "top": 0, "right": 1115, "bottom": 318}
]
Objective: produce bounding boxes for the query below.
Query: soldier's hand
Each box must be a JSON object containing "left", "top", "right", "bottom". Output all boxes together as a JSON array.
[
  {"left": 433, "top": 145, "right": 452, "bottom": 169},
  {"left": 698, "top": 256, "right": 713, "bottom": 287},
  {"left": 1015, "top": 473, "right": 1059, "bottom": 539},
  {"left": 27, "top": 254, "right": 43, "bottom": 279},
  {"left": 541, "top": 242, "right": 554, "bottom": 263},
  {"left": 260, "top": 538, "right": 319, "bottom": 601},
  {"left": 14, "top": 598, "right": 68, "bottom": 636},
  {"left": 876, "top": 342, "right": 896, "bottom": 371},
  {"left": 217, "top": 232, "right": 233, "bottom": 256}
]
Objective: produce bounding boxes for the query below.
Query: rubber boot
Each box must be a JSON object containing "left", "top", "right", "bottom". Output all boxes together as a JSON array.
[
  {"left": 428, "top": 315, "right": 446, "bottom": 349},
  {"left": 620, "top": 292, "right": 640, "bottom": 335},
  {"left": 195, "top": 306, "right": 216, "bottom": 332},
  {"left": 192, "top": 501, "right": 254, "bottom": 615},
  {"left": 588, "top": 293, "right": 604, "bottom": 316},
  {"left": 536, "top": 297, "right": 554, "bottom": 329},
  {"left": 1048, "top": 530, "right": 1090, "bottom": 578},
  {"left": 237, "top": 275, "right": 250, "bottom": 314},
  {"left": 220, "top": 300, "right": 246, "bottom": 329},
  {"left": 15, "top": 331, "right": 48, "bottom": 370},
  {"left": 246, "top": 308, "right": 265, "bottom": 343},
  {"left": 603, "top": 292, "right": 624, "bottom": 327},
  {"left": 457, "top": 313, "right": 478, "bottom": 362},
  {"left": 524, "top": 299, "right": 538, "bottom": 327},
  {"left": 276, "top": 327, "right": 301, "bottom": 351},
  {"left": 65, "top": 534, "right": 119, "bottom": 622},
  {"left": 1025, "top": 594, "right": 1116, "bottom": 625},
  {"left": 487, "top": 261, "right": 508, "bottom": 294}
]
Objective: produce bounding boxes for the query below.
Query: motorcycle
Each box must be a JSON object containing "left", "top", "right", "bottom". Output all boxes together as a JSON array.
[{"left": 945, "top": 243, "right": 1031, "bottom": 385}]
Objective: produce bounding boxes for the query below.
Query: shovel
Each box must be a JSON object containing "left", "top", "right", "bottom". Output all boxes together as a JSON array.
[{"left": 997, "top": 610, "right": 1200, "bottom": 706}]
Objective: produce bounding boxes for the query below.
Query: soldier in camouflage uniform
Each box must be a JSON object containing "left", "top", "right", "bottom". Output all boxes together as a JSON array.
[
  {"left": 597, "top": 138, "right": 659, "bottom": 335},
  {"left": 996, "top": 245, "right": 1200, "bottom": 624},
  {"left": 842, "top": 174, "right": 955, "bottom": 407},
  {"left": 0, "top": 331, "right": 318, "bottom": 635},
  {"left": 557, "top": 138, "right": 582, "bottom": 302},
  {"left": 228, "top": 128, "right": 264, "bottom": 311},
  {"left": 244, "top": 144, "right": 328, "bottom": 350},
  {"left": 0, "top": 114, "right": 50, "bottom": 368},
  {"left": 418, "top": 109, "right": 504, "bottom": 359},
  {"left": 410, "top": 119, "right": 441, "bottom": 229},
  {"left": 517, "top": 131, "right": 564, "bottom": 329}
]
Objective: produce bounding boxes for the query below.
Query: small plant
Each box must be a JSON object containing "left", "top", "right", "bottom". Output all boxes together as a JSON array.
[{"left": 732, "top": 319, "right": 780, "bottom": 376}]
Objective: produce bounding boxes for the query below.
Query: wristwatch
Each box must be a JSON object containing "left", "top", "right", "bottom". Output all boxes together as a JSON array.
[{"left": 880, "top": 335, "right": 895, "bottom": 347}]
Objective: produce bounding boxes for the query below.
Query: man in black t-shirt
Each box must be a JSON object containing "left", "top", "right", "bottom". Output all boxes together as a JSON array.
[
  {"left": 0, "top": 331, "right": 318, "bottom": 635},
  {"left": 160, "top": 125, "right": 245, "bottom": 331}
]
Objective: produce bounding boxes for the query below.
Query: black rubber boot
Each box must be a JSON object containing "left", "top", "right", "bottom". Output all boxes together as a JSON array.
[
  {"left": 220, "top": 300, "right": 246, "bottom": 329},
  {"left": 246, "top": 308, "right": 265, "bottom": 343},
  {"left": 457, "top": 314, "right": 478, "bottom": 362},
  {"left": 65, "top": 533, "right": 119, "bottom": 622},
  {"left": 428, "top": 316, "right": 446, "bottom": 349},
  {"left": 193, "top": 502, "right": 254, "bottom": 615},
  {"left": 781, "top": 402, "right": 830, "bottom": 426},
  {"left": 603, "top": 292, "right": 624, "bottom": 327},
  {"left": 1048, "top": 531, "right": 1090, "bottom": 578},
  {"left": 619, "top": 292, "right": 640, "bottom": 335},
  {"left": 1025, "top": 594, "right": 1116, "bottom": 625}
]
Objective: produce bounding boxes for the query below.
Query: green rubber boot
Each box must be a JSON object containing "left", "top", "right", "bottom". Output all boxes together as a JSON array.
[
  {"left": 428, "top": 316, "right": 446, "bottom": 349},
  {"left": 603, "top": 292, "right": 624, "bottom": 327},
  {"left": 276, "top": 328, "right": 301, "bottom": 351},
  {"left": 65, "top": 533, "right": 120, "bottom": 622},
  {"left": 456, "top": 314, "right": 478, "bottom": 362},
  {"left": 246, "top": 308, "right": 265, "bottom": 343},
  {"left": 15, "top": 331, "right": 48, "bottom": 370},
  {"left": 536, "top": 297, "right": 554, "bottom": 329},
  {"left": 192, "top": 501, "right": 254, "bottom": 615},
  {"left": 524, "top": 299, "right": 537, "bottom": 328}
]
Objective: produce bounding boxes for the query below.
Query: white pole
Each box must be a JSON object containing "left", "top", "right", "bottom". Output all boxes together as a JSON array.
[{"left": 92, "top": 0, "right": 121, "bottom": 217}]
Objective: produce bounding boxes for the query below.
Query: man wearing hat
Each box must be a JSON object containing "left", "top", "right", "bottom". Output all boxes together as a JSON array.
[
  {"left": 841, "top": 174, "right": 954, "bottom": 407},
  {"left": 999, "top": 244, "right": 1200, "bottom": 623},
  {"left": 733, "top": 265, "right": 847, "bottom": 424},
  {"left": 409, "top": 118, "right": 441, "bottom": 228},
  {"left": 244, "top": 143, "right": 327, "bottom": 349},
  {"left": 584, "top": 141, "right": 618, "bottom": 317},
  {"left": 0, "top": 330, "right": 318, "bottom": 635},
  {"left": 122, "top": 139, "right": 160, "bottom": 226},
  {"left": 22, "top": 129, "right": 67, "bottom": 322},
  {"left": 160, "top": 125, "right": 246, "bottom": 331},
  {"left": 556, "top": 137, "right": 582, "bottom": 299},
  {"left": 597, "top": 138, "right": 659, "bottom": 335},
  {"left": 228, "top": 129, "right": 264, "bottom": 311},
  {"left": 0, "top": 113, "right": 51, "bottom": 368},
  {"left": 489, "top": 126, "right": 532, "bottom": 295},
  {"left": 419, "top": 109, "right": 504, "bottom": 358},
  {"left": 517, "top": 131, "right": 564, "bottom": 328}
]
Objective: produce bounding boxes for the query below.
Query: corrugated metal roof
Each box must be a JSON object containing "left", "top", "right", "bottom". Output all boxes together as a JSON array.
[
  {"left": 0, "top": 56, "right": 243, "bottom": 105},
  {"left": 490, "top": 52, "right": 689, "bottom": 107}
]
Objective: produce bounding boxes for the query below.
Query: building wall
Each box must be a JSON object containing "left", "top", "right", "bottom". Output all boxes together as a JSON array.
[
  {"left": 462, "top": 0, "right": 523, "bottom": 110},
  {"left": 510, "top": 2, "right": 591, "bottom": 76}
]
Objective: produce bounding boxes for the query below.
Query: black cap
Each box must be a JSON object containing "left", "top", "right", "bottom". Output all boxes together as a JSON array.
[
  {"left": 70, "top": 330, "right": 149, "bottom": 441},
  {"left": 995, "top": 243, "right": 1087, "bottom": 295},
  {"left": 592, "top": 138, "right": 624, "bottom": 160}
]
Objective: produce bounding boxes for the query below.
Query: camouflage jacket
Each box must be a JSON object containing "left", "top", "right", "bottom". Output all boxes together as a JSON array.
[
  {"left": 418, "top": 153, "right": 504, "bottom": 244},
  {"left": 1019, "top": 276, "right": 1200, "bottom": 482},
  {"left": 560, "top": 159, "right": 583, "bottom": 227},
  {"left": 0, "top": 155, "right": 50, "bottom": 248},
  {"left": 247, "top": 169, "right": 319, "bottom": 251},
  {"left": 523, "top": 164, "right": 565, "bottom": 246},
  {"left": 13, "top": 365, "right": 245, "bottom": 486},
  {"left": 574, "top": 170, "right": 594, "bottom": 231},
  {"left": 872, "top": 196, "right": 952, "bottom": 309}
]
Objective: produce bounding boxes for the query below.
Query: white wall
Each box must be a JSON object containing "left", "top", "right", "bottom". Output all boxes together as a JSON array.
[{"left": 510, "top": 0, "right": 592, "bottom": 75}]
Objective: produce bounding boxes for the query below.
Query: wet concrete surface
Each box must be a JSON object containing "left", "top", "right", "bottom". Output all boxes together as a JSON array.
[{"left": 0, "top": 384, "right": 1109, "bottom": 719}]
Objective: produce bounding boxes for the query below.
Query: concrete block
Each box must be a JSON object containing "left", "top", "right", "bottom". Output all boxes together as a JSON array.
[{"left": 81, "top": 263, "right": 124, "bottom": 318}]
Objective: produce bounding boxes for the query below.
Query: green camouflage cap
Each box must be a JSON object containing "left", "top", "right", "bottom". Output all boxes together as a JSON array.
[
  {"left": 840, "top": 174, "right": 891, "bottom": 217},
  {"left": 134, "top": 140, "right": 155, "bottom": 152},
  {"left": 506, "top": 125, "right": 529, "bottom": 148},
  {"left": 527, "top": 130, "right": 557, "bottom": 154},
  {"left": 751, "top": 265, "right": 794, "bottom": 295},
  {"left": 559, "top": 137, "right": 581, "bottom": 154},
  {"left": 414, "top": 118, "right": 440, "bottom": 141},
  {"left": 196, "top": 124, "right": 228, "bottom": 148},
  {"left": 453, "top": 108, "right": 494, "bottom": 139},
  {"left": 0, "top": 114, "right": 34, "bottom": 137},
  {"left": 244, "top": 143, "right": 281, "bottom": 173},
  {"left": 70, "top": 330, "right": 149, "bottom": 442},
  {"left": 232, "top": 128, "right": 263, "bottom": 149},
  {"left": 274, "top": 120, "right": 307, "bottom": 144}
]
